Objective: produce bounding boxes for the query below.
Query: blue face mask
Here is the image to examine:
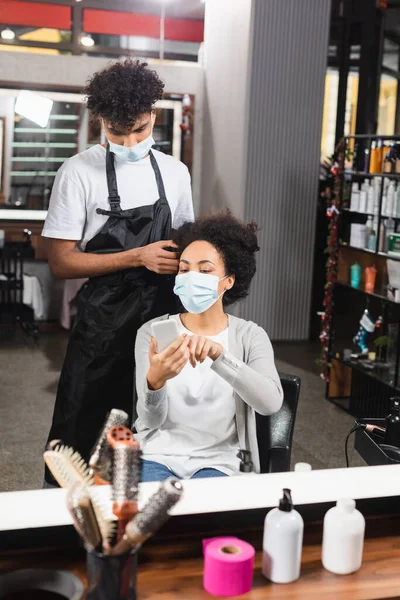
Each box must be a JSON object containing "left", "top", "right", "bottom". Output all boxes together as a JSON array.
[
  {"left": 173, "top": 271, "right": 228, "bottom": 315},
  {"left": 108, "top": 134, "right": 155, "bottom": 162}
]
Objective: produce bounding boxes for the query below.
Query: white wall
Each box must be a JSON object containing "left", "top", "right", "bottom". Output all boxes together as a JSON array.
[
  {"left": 0, "top": 96, "right": 15, "bottom": 201},
  {"left": 200, "top": 0, "right": 252, "bottom": 217},
  {"left": 0, "top": 52, "right": 204, "bottom": 209}
]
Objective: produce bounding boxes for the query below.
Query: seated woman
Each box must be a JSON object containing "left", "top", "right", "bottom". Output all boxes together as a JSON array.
[{"left": 134, "top": 212, "right": 283, "bottom": 482}]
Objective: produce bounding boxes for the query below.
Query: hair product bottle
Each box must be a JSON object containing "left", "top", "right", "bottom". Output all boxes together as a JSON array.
[
  {"left": 322, "top": 499, "right": 365, "bottom": 575},
  {"left": 262, "top": 489, "right": 304, "bottom": 584}
]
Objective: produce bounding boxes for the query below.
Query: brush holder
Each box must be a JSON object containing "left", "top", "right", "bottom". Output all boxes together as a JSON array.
[{"left": 86, "top": 547, "right": 138, "bottom": 600}]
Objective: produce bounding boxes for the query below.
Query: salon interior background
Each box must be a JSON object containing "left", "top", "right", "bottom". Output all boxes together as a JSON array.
[{"left": 0, "top": 0, "right": 393, "bottom": 342}]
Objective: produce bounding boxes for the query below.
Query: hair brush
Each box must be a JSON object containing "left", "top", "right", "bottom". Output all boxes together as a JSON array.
[
  {"left": 44, "top": 443, "right": 94, "bottom": 488},
  {"left": 107, "top": 428, "right": 141, "bottom": 541},
  {"left": 89, "top": 409, "right": 129, "bottom": 484},
  {"left": 111, "top": 478, "right": 183, "bottom": 555},
  {"left": 67, "top": 481, "right": 102, "bottom": 551}
]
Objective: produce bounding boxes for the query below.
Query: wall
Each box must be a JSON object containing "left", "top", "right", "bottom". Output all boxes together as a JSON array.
[
  {"left": 200, "top": 0, "right": 252, "bottom": 217},
  {"left": 201, "top": 0, "right": 331, "bottom": 339},
  {"left": 0, "top": 95, "right": 14, "bottom": 201},
  {"left": 0, "top": 52, "right": 204, "bottom": 210}
]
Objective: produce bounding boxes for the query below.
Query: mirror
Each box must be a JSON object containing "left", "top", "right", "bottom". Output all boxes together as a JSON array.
[{"left": 0, "top": 0, "right": 398, "bottom": 500}]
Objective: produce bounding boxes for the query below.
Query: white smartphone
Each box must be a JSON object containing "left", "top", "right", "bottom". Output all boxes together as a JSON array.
[{"left": 151, "top": 319, "right": 180, "bottom": 353}]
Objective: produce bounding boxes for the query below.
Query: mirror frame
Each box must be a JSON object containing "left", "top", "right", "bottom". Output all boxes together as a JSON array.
[{"left": 0, "top": 464, "right": 399, "bottom": 550}]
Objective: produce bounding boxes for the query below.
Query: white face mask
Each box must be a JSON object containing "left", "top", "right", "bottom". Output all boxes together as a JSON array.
[
  {"left": 173, "top": 271, "right": 228, "bottom": 314},
  {"left": 108, "top": 134, "right": 155, "bottom": 162}
]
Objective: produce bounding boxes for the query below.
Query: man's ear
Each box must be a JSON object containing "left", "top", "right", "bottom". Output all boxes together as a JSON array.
[{"left": 151, "top": 110, "right": 157, "bottom": 127}]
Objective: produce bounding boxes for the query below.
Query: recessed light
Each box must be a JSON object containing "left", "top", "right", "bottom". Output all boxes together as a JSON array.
[
  {"left": 1, "top": 27, "right": 15, "bottom": 40},
  {"left": 81, "top": 34, "right": 95, "bottom": 47}
]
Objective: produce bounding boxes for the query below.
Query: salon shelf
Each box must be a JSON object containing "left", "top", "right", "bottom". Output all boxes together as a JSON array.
[
  {"left": 11, "top": 157, "right": 65, "bottom": 163},
  {"left": 334, "top": 281, "right": 400, "bottom": 306},
  {"left": 12, "top": 142, "right": 76, "bottom": 148},
  {"left": 10, "top": 171, "right": 58, "bottom": 177},
  {"left": 339, "top": 243, "right": 400, "bottom": 262},
  {"left": 329, "top": 353, "right": 398, "bottom": 389},
  {"left": 14, "top": 128, "right": 77, "bottom": 135},
  {"left": 347, "top": 171, "right": 400, "bottom": 179},
  {"left": 342, "top": 208, "right": 377, "bottom": 216},
  {"left": 48, "top": 114, "right": 79, "bottom": 121},
  {"left": 341, "top": 209, "right": 400, "bottom": 219}
]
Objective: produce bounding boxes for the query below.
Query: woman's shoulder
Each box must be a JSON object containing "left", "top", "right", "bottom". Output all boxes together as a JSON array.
[{"left": 228, "top": 314, "right": 267, "bottom": 336}]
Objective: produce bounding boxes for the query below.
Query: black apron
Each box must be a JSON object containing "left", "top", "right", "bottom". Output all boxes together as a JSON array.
[{"left": 45, "top": 147, "right": 178, "bottom": 482}]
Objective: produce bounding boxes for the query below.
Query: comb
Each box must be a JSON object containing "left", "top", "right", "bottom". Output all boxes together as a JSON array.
[
  {"left": 44, "top": 444, "right": 94, "bottom": 488},
  {"left": 112, "top": 478, "right": 183, "bottom": 555},
  {"left": 89, "top": 409, "right": 129, "bottom": 483}
]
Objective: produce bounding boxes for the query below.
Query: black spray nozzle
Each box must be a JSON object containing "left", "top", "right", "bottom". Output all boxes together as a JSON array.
[
  {"left": 279, "top": 488, "right": 293, "bottom": 512},
  {"left": 237, "top": 449, "right": 253, "bottom": 473}
]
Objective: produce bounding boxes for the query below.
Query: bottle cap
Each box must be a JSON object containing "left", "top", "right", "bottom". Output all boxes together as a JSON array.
[
  {"left": 294, "top": 462, "right": 312, "bottom": 472},
  {"left": 279, "top": 488, "right": 293, "bottom": 512},
  {"left": 336, "top": 498, "right": 356, "bottom": 512}
]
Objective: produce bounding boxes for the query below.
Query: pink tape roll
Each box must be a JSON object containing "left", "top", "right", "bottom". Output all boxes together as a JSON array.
[{"left": 203, "top": 536, "right": 255, "bottom": 597}]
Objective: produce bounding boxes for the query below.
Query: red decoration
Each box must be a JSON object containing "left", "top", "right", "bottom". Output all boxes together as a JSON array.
[{"left": 318, "top": 140, "right": 346, "bottom": 382}]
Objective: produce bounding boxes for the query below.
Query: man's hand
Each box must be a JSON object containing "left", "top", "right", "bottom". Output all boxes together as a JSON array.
[{"left": 137, "top": 240, "right": 179, "bottom": 274}]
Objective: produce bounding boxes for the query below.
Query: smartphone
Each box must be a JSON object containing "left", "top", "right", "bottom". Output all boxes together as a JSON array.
[{"left": 151, "top": 319, "right": 180, "bottom": 353}]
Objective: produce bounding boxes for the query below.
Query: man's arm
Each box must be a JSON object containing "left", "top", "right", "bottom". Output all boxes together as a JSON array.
[{"left": 48, "top": 239, "right": 179, "bottom": 279}]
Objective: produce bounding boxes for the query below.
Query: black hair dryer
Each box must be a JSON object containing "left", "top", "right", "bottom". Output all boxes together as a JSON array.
[{"left": 384, "top": 397, "right": 400, "bottom": 446}]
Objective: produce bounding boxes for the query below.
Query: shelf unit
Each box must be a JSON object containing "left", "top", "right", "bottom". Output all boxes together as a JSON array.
[
  {"left": 327, "top": 134, "right": 400, "bottom": 417},
  {"left": 11, "top": 100, "right": 80, "bottom": 209}
]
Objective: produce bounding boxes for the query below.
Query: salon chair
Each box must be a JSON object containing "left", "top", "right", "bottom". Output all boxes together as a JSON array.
[{"left": 256, "top": 373, "right": 301, "bottom": 473}]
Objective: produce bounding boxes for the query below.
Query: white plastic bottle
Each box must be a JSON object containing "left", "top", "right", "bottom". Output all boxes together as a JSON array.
[
  {"left": 294, "top": 462, "right": 312, "bottom": 472},
  {"left": 365, "top": 216, "right": 373, "bottom": 248},
  {"left": 367, "top": 181, "right": 374, "bottom": 214},
  {"left": 322, "top": 498, "right": 365, "bottom": 575},
  {"left": 350, "top": 183, "right": 360, "bottom": 212},
  {"left": 359, "top": 187, "right": 367, "bottom": 213},
  {"left": 387, "top": 181, "right": 395, "bottom": 217},
  {"left": 262, "top": 489, "right": 304, "bottom": 584}
]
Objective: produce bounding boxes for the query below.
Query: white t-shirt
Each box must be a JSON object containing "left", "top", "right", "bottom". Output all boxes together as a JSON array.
[
  {"left": 42, "top": 145, "right": 194, "bottom": 249},
  {"left": 135, "top": 314, "right": 241, "bottom": 478}
]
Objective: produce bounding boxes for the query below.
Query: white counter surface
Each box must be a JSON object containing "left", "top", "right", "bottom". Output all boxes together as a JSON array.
[{"left": 0, "top": 465, "right": 398, "bottom": 531}]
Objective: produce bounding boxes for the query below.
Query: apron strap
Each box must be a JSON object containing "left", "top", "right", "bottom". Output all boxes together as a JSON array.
[
  {"left": 149, "top": 150, "right": 167, "bottom": 200},
  {"left": 106, "top": 144, "right": 122, "bottom": 212}
]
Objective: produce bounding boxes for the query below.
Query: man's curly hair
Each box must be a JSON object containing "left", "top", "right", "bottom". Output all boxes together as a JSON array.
[
  {"left": 83, "top": 59, "right": 164, "bottom": 130},
  {"left": 172, "top": 212, "right": 260, "bottom": 307}
]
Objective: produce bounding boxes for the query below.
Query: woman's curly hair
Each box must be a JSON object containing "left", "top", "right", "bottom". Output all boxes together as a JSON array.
[
  {"left": 83, "top": 59, "right": 164, "bottom": 130},
  {"left": 172, "top": 212, "right": 260, "bottom": 307}
]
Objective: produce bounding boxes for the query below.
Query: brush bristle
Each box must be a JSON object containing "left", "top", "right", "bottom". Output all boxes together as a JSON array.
[
  {"left": 128, "top": 478, "right": 183, "bottom": 539},
  {"left": 112, "top": 445, "right": 142, "bottom": 504},
  {"left": 44, "top": 445, "right": 94, "bottom": 488},
  {"left": 88, "top": 486, "right": 117, "bottom": 548},
  {"left": 89, "top": 409, "right": 129, "bottom": 478}
]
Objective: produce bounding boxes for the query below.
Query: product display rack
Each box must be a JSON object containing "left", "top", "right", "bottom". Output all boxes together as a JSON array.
[
  {"left": 11, "top": 102, "right": 79, "bottom": 210},
  {"left": 327, "top": 134, "right": 400, "bottom": 418}
]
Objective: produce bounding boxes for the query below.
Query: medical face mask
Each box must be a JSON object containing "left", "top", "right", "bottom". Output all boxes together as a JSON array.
[
  {"left": 173, "top": 271, "right": 228, "bottom": 314},
  {"left": 108, "top": 134, "right": 155, "bottom": 162}
]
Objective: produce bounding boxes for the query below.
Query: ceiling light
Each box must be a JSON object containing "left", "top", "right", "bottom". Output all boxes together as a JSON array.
[
  {"left": 81, "top": 34, "right": 95, "bottom": 47},
  {"left": 1, "top": 27, "right": 15, "bottom": 40},
  {"left": 15, "top": 91, "right": 53, "bottom": 128}
]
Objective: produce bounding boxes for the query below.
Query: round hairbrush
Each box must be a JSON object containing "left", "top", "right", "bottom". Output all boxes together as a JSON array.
[{"left": 106, "top": 425, "right": 139, "bottom": 447}]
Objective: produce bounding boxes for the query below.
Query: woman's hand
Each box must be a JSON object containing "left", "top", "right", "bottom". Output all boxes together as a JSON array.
[
  {"left": 147, "top": 334, "right": 190, "bottom": 390},
  {"left": 187, "top": 335, "right": 223, "bottom": 367}
]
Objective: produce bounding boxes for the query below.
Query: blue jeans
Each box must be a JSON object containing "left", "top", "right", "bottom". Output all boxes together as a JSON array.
[{"left": 141, "top": 460, "right": 228, "bottom": 482}]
